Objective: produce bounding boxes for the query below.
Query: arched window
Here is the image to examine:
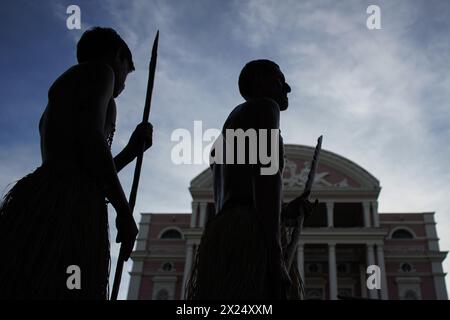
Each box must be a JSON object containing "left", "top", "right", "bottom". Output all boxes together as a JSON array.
[
  {"left": 156, "top": 289, "right": 169, "bottom": 300},
  {"left": 338, "top": 288, "right": 352, "bottom": 298},
  {"left": 160, "top": 229, "right": 182, "bottom": 239},
  {"left": 391, "top": 229, "right": 414, "bottom": 239},
  {"left": 403, "top": 290, "right": 419, "bottom": 300},
  {"left": 305, "top": 289, "right": 323, "bottom": 300}
]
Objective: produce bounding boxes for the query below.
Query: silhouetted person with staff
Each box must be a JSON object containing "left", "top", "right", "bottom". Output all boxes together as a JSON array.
[
  {"left": 186, "top": 60, "right": 317, "bottom": 300},
  {"left": 0, "top": 27, "right": 153, "bottom": 299}
]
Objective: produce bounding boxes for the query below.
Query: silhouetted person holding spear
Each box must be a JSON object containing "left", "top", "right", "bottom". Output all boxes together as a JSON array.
[
  {"left": 186, "top": 60, "right": 318, "bottom": 300},
  {"left": 0, "top": 27, "right": 153, "bottom": 299}
]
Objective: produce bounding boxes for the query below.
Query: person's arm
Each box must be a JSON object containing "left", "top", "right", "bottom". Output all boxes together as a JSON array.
[
  {"left": 114, "top": 146, "right": 135, "bottom": 173},
  {"left": 78, "top": 64, "right": 127, "bottom": 212},
  {"left": 282, "top": 196, "right": 318, "bottom": 228},
  {"left": 78, "top": 63, "right": 137, "bottom": 260},
  {"left": 250, "top": 98, "right": 289, "bottom": 298},
  {"left": 113, "top": 123, "right": 153, "bottom": 173},
  {"left": 79, "top": 64, "right": 138, "bottom": 260}
]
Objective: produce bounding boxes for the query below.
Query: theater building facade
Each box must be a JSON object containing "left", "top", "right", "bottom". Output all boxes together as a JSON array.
[{"left": 127, "top": 144, "right": 448, "bottom": 300}]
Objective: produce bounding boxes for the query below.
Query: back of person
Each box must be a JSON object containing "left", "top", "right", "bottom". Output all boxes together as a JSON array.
[
  {"left": 212, "top": 98, "right": 284, "bottom": 215},
  {"left": 39, "top": 63, "right": 115, "bottom": 169}
]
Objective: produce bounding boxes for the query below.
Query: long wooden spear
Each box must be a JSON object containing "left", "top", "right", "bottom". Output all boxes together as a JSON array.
[{"left": 111, "top": 30, "right": 159, "bottom": 300}]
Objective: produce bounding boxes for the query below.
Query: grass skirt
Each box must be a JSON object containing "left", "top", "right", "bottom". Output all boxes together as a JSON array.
[
  {"left": 0, "top": 163, "right": 110, "bottom": 299},
  {"left": 186, "top": 204, "right": 302, "bottom": 300}
]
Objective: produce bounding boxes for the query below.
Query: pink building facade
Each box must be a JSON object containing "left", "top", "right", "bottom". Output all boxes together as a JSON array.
[{"left": 128, "top": 145, "right": 448, "bottom": 300}]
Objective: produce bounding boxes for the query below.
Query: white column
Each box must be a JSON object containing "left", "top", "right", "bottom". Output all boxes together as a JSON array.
[
  {"left": 423, "top": 213, "right": 448, "bottom": 299},
  {"left": 135, "top": 214, "right": 151, "bottom": 251},
  {"left": 128, "top": 214, "right": 150, "bottom": 300},
  {"left": 424, "top": 212, "right": 439, "bottom": 251},
  {"left": 431, "top": 262, "right": 449, "bottom": 300},
  {"left": 181, "top": 243, "right": 194, "bottom": 299},
  {"left": 372, "top": 201, "right": 380, "bottom": 227},
  {"left": 328, "top": 243, "right": 338, "bottom": 300},
  {"left": 128, "top": 261, "right": 144, "bottom": 300},
  {"left": 363, "top": 202, "right": 371, "bottom": 228},
  {"left": 297, "top": 243, "right": 305, "bottom": 280},
  {"left": 366, "top": 244, "right": 378, "bottom": 299},
  {"left": 376, "top": 244, "right": 389, "bottom": 299},
  {"left": 199, "top": 202, "right": 208, "bottom": 228},
  {"left": 326, "top": 202, "right": 334, "bottom": 228},
  {"left": 190, "top": 202, "right": 199, "bottom": 228}
]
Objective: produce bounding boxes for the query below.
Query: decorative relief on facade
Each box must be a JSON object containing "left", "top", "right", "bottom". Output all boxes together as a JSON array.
[{"left": 283, "top": 159, "right": 350, "bottom": 188}]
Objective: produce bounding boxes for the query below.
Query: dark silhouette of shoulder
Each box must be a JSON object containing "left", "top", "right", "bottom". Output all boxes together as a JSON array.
[
  {"left": 48, "top": 62, "right": 115, "bottom": 99},
  {"left": 226, "top": 97, "right": 280, "bottom": 131}
]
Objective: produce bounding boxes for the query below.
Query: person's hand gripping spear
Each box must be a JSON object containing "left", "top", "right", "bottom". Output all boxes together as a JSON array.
[{"left": 111, "top": 31, "right": 159, "bottom": 300}]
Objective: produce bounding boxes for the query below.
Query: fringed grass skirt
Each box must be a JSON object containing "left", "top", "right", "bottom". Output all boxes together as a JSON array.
[
  {"left": 0, "top": 163, "right": 110, "bottom": 300},
  {"left": 186, "top": 204, "right": 302, "bottom": 300},
  {"left": 186, "top": 204, "right": 270, "bottom": 300}
]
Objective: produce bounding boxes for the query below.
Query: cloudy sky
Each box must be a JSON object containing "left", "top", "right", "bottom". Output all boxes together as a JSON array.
[{"left": 1, "top": 0, "right": 449, "bottom": 299}]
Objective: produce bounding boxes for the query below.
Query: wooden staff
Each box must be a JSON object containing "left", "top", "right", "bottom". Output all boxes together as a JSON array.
[{"left": 110, "top": 30, "right": 159, "bottom": 300}]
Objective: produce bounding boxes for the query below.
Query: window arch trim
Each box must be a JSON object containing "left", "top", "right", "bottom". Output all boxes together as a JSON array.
[
  {"left": 388, "top": 226, "right": 416, "bottom": 239},
  {"left": 158, "top": 227, "right": 184, "bottom": 240}
]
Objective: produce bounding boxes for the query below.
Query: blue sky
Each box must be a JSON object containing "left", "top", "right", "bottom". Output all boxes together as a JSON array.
[{"left": 1, "top": 0, "right": 449, "bottom": 299}]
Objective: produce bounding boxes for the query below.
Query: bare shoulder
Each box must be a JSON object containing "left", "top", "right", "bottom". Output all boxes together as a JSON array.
[{"left": 50, "top": 62, "right": 115, "bottom": 98}]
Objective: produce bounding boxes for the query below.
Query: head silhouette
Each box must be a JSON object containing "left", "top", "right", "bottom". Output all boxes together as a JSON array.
[
  {"left": 77, "top": 27, "right": 135, "bottom": 97},
  {"left": 238, "top": 59, "right": 291, "bottom": 110}
]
